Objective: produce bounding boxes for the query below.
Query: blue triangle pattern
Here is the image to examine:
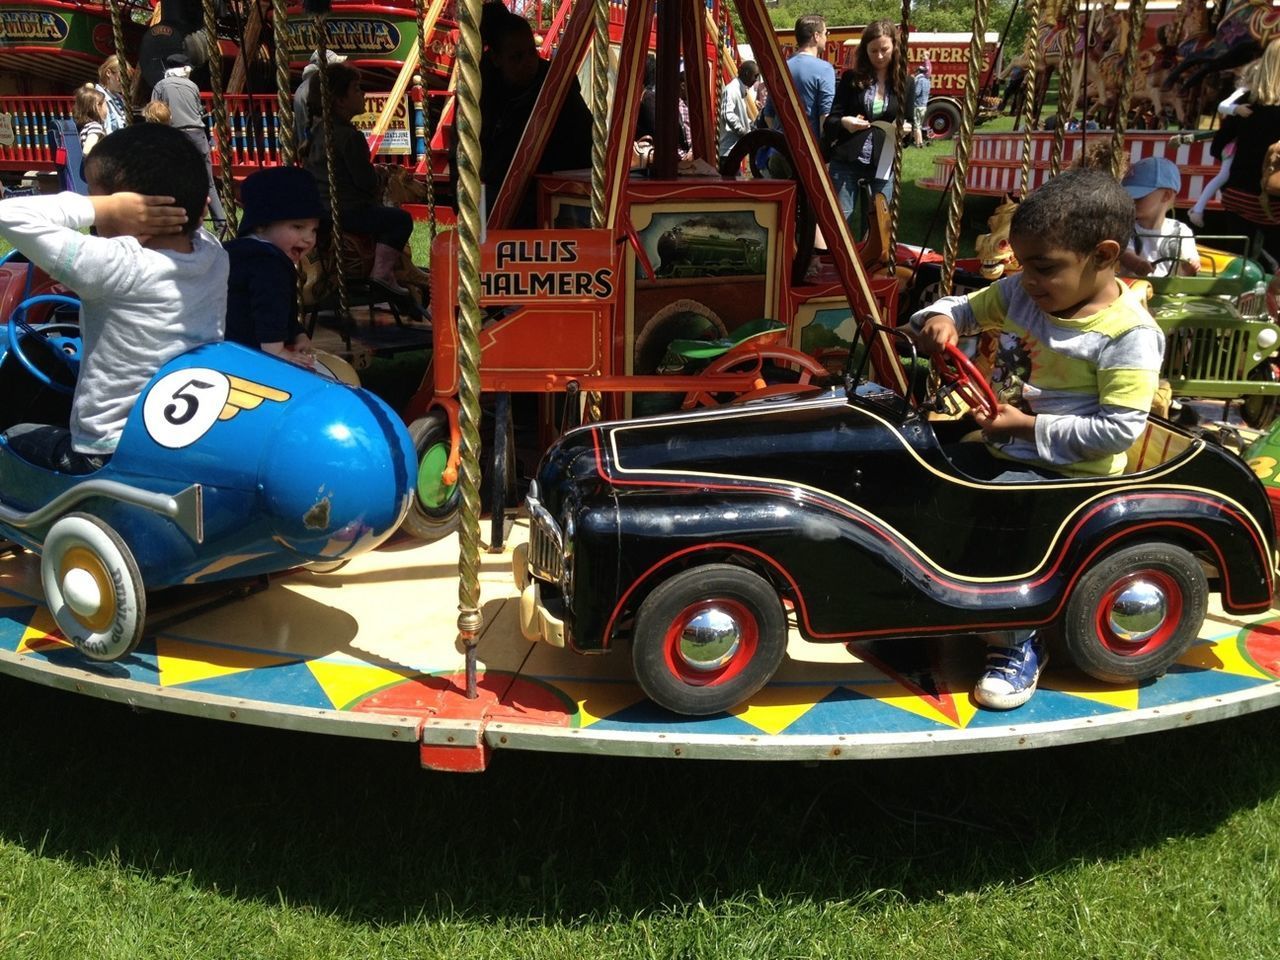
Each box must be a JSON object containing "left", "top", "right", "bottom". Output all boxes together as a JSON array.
[
  {"left": 0, "top": 607, "right": 38, "bottom": 653},
  {"left": 1137, "top": 664, "right": 1269, "bottom": 708},
  {"left": 177, "top": 659, "right": 335, "bottom": 709},
  {"left": 784, "top": 685, "right": 956, "bottom": 735},
  {"left": 590, "top": 699, "right": 763, "bottom": 735},
  {"left": 23, "top": 642, "right": 163, "bottom": 685},
  {"left": 964, "top": 685, "right": 1125, "bottom": 728}
]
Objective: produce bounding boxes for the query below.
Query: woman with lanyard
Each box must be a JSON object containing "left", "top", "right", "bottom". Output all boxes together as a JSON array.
[{"left": 822, "top": 20, "right": 909, "bottom": 238}]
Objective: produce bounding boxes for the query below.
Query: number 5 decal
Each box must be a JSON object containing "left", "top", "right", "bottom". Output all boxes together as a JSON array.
[
  {"left": 143, "top": 369, "right": 231, "bottom": 449},
  {"left": 164, "top": 378, "right": 216, "bottom": 426}
]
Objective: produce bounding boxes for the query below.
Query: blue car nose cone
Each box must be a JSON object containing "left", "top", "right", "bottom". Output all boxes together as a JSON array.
[{"left": 259, "top": 384, "right": 414, "bottom": 561}]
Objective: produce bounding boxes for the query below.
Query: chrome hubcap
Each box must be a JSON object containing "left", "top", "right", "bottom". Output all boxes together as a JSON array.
[
  {"left": 677, "top": 607, "right": 742, "bottom": 671},
  {"left": 1107, "top": 579, "right": 1168, "bottom": 644}
]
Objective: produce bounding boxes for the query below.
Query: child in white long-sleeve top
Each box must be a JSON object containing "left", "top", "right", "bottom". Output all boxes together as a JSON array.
[{"left": 0, "top": 123, "right": 228, "bottom": 474}]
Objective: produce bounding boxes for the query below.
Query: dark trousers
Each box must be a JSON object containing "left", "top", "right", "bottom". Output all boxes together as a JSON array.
[
  {"left": 339, "top": 204, "right": 413, "bottom": 250},
  {"left": 5, "top": 424, "right": 110, "bottom": 475},
  {"left": 179, "top": 126, "right": 227, "bottom": 225}
]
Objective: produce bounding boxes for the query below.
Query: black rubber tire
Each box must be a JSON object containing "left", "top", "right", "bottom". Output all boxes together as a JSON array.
[
  {"left": 925, "top": 100, "right": 962, "bottom": 140},
  {"left": 401, "top": 411, "right": 461, "bottom": 541},
  {"left": 1062, "top": 543, "right": 1208, "bottom": 684},
  {"left": 488, "top": 392, "right": 514, "bottom": 552},
  {"left": 1241, "top": 360, "right": 1280, "bottom": 430},
  {"left": 632, "top": 564, "right": 787, "bottom": 716}
]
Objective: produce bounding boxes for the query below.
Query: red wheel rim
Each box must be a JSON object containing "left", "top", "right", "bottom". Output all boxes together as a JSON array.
[
  {"left": 1093, "top": 570, "right": 1184, "bottom": 659},
  {"left": 661, "top": 598, "right": 760, "bottom": 687}
]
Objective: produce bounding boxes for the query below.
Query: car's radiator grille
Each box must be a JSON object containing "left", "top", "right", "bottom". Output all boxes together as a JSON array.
[
  {"left": 1162, "top": 326, "right": 1256, "bottom": 383},
  {"left": 1238, "top": 290, "right": 1266, "bottom": 322},
  {"left": 526, "top": 494, "right": 564, "bottom": 583}
]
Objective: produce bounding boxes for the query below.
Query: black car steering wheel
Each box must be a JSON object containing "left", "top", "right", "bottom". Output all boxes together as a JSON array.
[
  {"left": 931, "top": 343, "right": 999, "bottom": 420},
  {"left": 7, "top": 294, "right": 83, "bottom": 395}
]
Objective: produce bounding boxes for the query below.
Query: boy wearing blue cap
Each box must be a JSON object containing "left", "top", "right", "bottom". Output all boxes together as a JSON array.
[
  {"left": 224, "top": 166, "right": 323, "bottom": 367},
  {"left": 1118, "top": 156, "right": 1200, "bottom": 279}
]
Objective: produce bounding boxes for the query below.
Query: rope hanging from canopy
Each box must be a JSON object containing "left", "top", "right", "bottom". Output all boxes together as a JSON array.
[
  {"left": 204, "top": 0, "right": 238, "bottom": 234},
  {"left": 106, "top": 0, "right": 134, "bottom": 124},
  {"left": 938, "top": 0, "right": 993, "bottom": 297}
]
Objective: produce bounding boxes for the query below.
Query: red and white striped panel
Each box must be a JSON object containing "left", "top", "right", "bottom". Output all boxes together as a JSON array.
[{"left": 921, "top": 131, "right": 1223, "bottom": 209}]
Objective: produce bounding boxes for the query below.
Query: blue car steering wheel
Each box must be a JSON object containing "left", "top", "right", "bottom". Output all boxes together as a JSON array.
[{"left": 7, "top": 294, "right": 83, "bottom": 395}]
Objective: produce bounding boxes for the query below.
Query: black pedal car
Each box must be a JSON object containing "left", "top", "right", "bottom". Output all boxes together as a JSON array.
[{"left": 513, "top": 343, "right": 1276, "bottom": 716}]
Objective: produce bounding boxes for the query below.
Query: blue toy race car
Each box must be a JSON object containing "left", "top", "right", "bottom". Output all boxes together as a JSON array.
[{"left": 1, "top": 309, "right": 416, "bottom": 662}]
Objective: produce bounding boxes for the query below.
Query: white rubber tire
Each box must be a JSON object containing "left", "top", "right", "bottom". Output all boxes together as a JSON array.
[{"left": 40, "top": 512, "right": 146, "bottom": 661}]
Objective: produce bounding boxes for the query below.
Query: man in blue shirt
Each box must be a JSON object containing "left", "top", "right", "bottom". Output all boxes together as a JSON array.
[
  {"left": 761, "top": 15, "right": 835, "bottom": 141},
  {"left": 912, "top": 63, "right": 931, "bottom": 148}
]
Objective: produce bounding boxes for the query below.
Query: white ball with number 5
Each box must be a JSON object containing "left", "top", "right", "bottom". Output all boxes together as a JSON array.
[{"left": 142, "top": 368, "right": 231, "bottom": 449}]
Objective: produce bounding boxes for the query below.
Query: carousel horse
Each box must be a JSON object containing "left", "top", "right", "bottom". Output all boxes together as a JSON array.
[
  {"left": 1164, "top": 0, "right": 1280, "bottom": 92},
  {"left": 1030, "top": 0, "right": 1074, "bottom": 122},
  {"left": 1140, "top": 23, "right": 1194, "bottom": 128},
  {"left": 974, "top": 196, "right": 1021, "bottom": 280},
  {"left": 1073, "top": 6, "right": 1127, "bottom": 123}
]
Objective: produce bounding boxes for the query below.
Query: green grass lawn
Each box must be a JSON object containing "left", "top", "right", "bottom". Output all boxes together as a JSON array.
[
  {"left": 0, "top": 674, "right": 1278, "bottom": 959},
  {"left": 4, "top": 115, "right": 1280, "bottom": 958}
]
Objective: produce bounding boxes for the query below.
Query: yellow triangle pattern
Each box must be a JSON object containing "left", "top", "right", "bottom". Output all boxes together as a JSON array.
[
  {"left": 156, "top": 635, "right": 301, "bottom": 687},
  {"left": 16, "top": 608, "right": 69, "bottom": 655},
  {"left": 842, "top": 677, "right": 976, "bottom": 729},
  {"left": 542, "top": 679, "right": 646, "bottom": 728},
  {"left": 306, "top": 659, "right": 421, "bottom": 711},
  {"left": 733, "top": 684, "right": 837, "bottom": 734},
  {"left": 1178, "top": 635, "right": 1273, "bottom": 681}
]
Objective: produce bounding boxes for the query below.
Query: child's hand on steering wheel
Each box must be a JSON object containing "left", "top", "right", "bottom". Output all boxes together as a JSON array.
[
  {"left": 916, "top": 314, "right": 958, "bottom": 356},
  {"left": 972, "top": 402, "right": 1036, "bottom": 444}
]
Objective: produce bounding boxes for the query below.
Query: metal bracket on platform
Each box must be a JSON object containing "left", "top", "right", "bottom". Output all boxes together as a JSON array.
[{"left": 420, "top": 717, "right": 490, "bottom": 772}]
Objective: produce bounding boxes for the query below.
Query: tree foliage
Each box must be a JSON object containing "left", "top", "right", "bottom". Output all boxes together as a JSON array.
[{"left": 760, "top": 0, "right": 1029, "bottom": 57}]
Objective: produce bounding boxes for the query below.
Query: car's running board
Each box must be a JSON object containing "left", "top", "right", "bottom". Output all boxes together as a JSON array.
[{"left": 0, "top": 481, "right": 203, "bottom": 544}]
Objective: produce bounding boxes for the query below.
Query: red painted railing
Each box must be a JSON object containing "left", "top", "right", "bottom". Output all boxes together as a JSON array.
[{"left": 0, "top": 92, "right": 440, "bottom": 177}]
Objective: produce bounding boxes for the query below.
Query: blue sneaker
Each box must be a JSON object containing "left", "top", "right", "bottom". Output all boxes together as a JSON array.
[{"left": 974, "top": 633, "right": 1046, "bottom": 710}]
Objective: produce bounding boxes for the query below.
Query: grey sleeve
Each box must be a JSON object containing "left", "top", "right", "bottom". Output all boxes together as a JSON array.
[
  {"left": 906, "top": 291, "right": 979, "bottom": 337},
  {"left": 1032, "top": 326, "right": 1166, "bottom": 464}
]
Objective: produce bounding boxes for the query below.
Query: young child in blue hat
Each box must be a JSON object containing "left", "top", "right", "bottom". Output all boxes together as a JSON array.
[
  {"left": 1118, "top": 156, "right": 1201, "bottom": 279},
  {"left": 224, "top": 167, "right": 323, "bottom": 367}
]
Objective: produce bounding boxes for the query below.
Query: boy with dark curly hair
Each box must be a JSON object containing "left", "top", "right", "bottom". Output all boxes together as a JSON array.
[{"left": 909, "top": 168, "right": 1164, "bottom": 710}]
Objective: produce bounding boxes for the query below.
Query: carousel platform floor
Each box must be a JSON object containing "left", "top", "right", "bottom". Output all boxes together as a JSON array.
[{"left": 2, "top": 521, "right": 1279, "bottom": 772}]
